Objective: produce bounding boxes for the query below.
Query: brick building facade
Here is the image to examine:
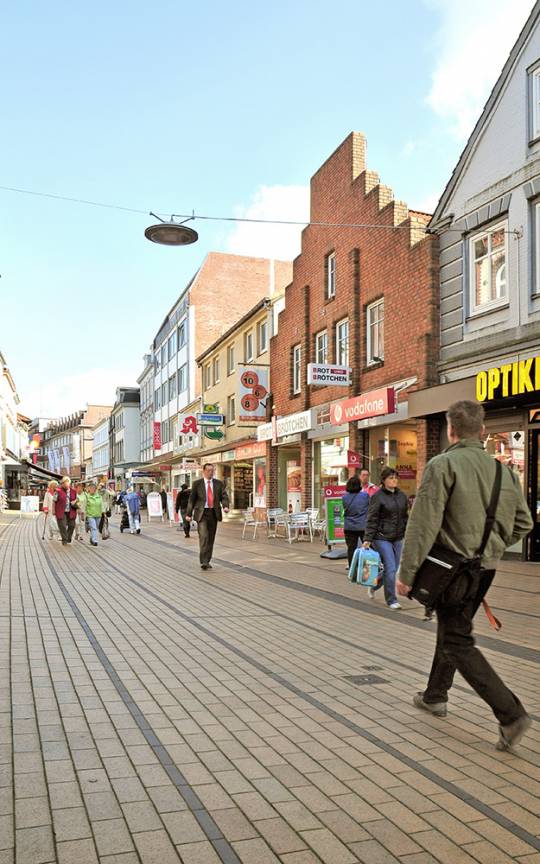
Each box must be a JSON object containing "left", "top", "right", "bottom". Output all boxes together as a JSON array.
[{"left": 265, "top": 132, "right": 440, "bottom": 513}]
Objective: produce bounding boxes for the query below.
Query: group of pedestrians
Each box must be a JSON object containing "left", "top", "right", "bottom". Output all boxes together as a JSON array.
[
  {"left": 343, "top": 466, "right": 407, "bottom": 609},
  {"left": 42, "top": 477, "right": 116, "bottom": 546}
]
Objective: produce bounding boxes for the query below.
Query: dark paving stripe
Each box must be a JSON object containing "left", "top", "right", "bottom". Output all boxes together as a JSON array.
[
  {"left": 39, "top": 540, "right": 241, "bottom": 864},
  {"left": 105, "top": 530, "right": 540, "bottom": 723},
  {"left": 90, "top": 549, "right": 540, "bottom": 855},
  {"left": 135, "top": 529, "right": 540, "bottom": 665}
]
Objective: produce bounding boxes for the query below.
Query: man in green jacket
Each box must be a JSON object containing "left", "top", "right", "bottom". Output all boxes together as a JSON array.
[
  {"left": 84, "top": 482, "right": 104, "bottom": 547},
  {"left": 397, "top": 400, "right": 533, "bottom": 751}
]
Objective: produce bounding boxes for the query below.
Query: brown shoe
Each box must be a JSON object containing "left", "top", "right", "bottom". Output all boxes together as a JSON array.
[{"left": 496, "top": 714, "right": 531, "bottom": 751}]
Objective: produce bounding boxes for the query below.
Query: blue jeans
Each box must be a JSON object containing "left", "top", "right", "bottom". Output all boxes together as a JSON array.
[
  {"left": 373, "top": 539, "right": 403, "bottom": 605},
  {"left": 87, "top": 516, "right": 99, "bottom": 544}
]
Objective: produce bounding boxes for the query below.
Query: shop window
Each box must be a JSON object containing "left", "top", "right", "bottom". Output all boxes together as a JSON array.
[
  {"left": 227, "top": 395, "right": 236, "bottom": 425},
  {"left": 336, "top": 318, "right": 349, "bottom": 365},
  {"left": 469, "top": 221, "right": 508, "bottom": 314},
  {"left": 227, "top": 344, "right": 235, "bottom": 375},
  {"left": 292, "top": 344, "right": 301, "bottom": 394},
  {"left": 326, "top": 252, "right": 336, "bottom": 299},
  {"left": 257, "top": 320, "right": 268, "bottom": 354},
  {"left": 315, "top": 330, "right": 328, "bottom": 364},
  {"left": 367, "top": 299, "right": 384, "bottom": 364}
]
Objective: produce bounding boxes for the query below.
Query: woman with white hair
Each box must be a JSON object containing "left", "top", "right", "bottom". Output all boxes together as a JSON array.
[
  {"left": 43, "top": 480, "right": 60, "bottom": 540},
  {"left": 126, "top": 487, "right": 141, "bottom": 534}
]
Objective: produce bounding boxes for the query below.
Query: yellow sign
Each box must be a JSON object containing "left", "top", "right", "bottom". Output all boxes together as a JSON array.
[{"left": 476, "top": 356, "right": 540, "bottom": 402}]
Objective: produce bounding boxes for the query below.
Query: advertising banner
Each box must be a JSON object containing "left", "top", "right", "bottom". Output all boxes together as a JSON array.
[
  {"left": 330, "top": 388, "right": 396, "bottom": 425},
  {"left": 166, "top": 492, "right": 174, "bottom": 522},
  {"left": 147, "top": 491, "right": 163, "bottom": 519},
  {"left": 238, "top": 365, "right": 269, "bottom": 425},
  {"left": 325, "top": 495, "right": 345, "bottom": 544},
  {"left": 347, "top": 450, "right": 361, "bottom": 468},
  {"left": 153, "top": 422, "right": 161, "bottom": 451},
  {"left": 20, "top": 496, "right": 40, "bottom": 514},
  {"left": 254, "top": 458, "right": 266, "bottom": 508},
  {"left": 307, "top": 363, "right": 350, "bottom": 387}
]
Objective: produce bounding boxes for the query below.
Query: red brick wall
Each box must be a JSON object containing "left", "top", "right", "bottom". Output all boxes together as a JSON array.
[
  {"left": 271, "top": 133, "right": 439, "bottom": 418},
  {"left": 190, "top": 253, "right": 292, "bottom": 394}
]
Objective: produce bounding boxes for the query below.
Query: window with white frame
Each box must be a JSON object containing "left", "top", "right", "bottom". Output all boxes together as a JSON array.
[
  {"left": 178, "top": 321, "right": 187, "bottom": 347},
  {"left": 168, "top": 375, "right": 176, "bottom": 401},
  {"left": 212, "top": 356, "right": 220, "bottom": 385},
  {"left": 178, "top": 364, "right": 187, "bottom": 393},
  {"left": 227, "top": 394, "right": 236, "bottom": 425},
  {"left": 326, "top": 252, "right": 336, "bottom": 299},
  {"left": 469, "top": 221, "right": 507, "bottom": 313},
  {"left": 257, "top": 320, "right": 268, "bottom": 354},
  {"left": 367, "top": 299, "right": 384, "bottom": 364},
  {"left": 336, "top": 318, "right": 349, "bottom": 365},
  {"left": 168, "top": 330, "right": 177, "bottom": 359},
  {"left": 227, "top": 344, "right": 235, "bottom": 375},
  {"left": 204, "top": 364, "right": 211, "bottom": 389},
  {"left": 161, "top": 382, "right": 167, "bottom": 405},
  {"left": 292, "top": 344, "right": 301, "bottom": 394},
  {"left": 530, "top": 66, "right": 540, "bottom": 140},
  {"left": 315, "top": 330, "right": 328, "bottom": 364},
  {"left": 154, "top": 389, "right": 161, "bottom": 410},
  {"left": 245, "top": 330, "right": 254, "bottom": 362},
  {"left": 161, "top": 344, "right": 167, "bottom": 367}
]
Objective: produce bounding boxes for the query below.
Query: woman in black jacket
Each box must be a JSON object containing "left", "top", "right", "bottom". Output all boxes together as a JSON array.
[{"left": 364, "top": 466, "right": 408, "bottom": 609}]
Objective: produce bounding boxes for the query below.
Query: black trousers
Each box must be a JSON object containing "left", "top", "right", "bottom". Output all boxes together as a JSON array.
[
  {"left": 180, "top": 508, "right": 190, "bottom": 537},
  {"left": 344, "top": 530, "right": 364, "bottom": 566},
  {"left": 197, "top": 509, "right": 218, "bottom": 565},
  {"left": 58, "top": 515, "right": 75, "bottom": 543},
  {"left": 425, "top": 568, "right": 525, "bottom": 726}
]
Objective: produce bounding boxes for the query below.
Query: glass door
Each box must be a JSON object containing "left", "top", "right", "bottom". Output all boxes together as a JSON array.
[{"left": 527, "top": 429, "right": 540, "bottom": 560}]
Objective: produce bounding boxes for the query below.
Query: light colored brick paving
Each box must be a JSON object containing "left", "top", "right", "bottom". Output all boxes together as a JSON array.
[{"left": 1, "top": 513, "right": 540, "bottom": 863}]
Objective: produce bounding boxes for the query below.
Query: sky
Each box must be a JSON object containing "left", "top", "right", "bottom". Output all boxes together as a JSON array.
[{"left": 1, "top": 0, "right": 534, "bottom": 418}]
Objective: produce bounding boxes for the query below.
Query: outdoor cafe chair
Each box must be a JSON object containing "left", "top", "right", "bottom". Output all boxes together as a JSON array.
[{"left": 286, "top": 512, "right": 313, "bottom": 544}]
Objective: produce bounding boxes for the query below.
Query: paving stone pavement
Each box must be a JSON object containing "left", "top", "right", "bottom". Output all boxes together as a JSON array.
[{"left": 0, "top": 511, "right": 539, "bottom": 864}]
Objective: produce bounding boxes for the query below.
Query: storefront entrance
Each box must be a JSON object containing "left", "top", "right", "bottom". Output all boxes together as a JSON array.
[{"left": 527, "top": 428, "right": 540, "bottom": 560}]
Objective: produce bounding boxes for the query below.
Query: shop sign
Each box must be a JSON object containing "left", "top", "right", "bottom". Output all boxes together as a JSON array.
[
  {"left": 276, "top": 410, "right": 312, "bottom": 438},
  {"left": 147, "top": 491, "right": 163, "bottom": 519},
  {"left": 476, "top": 357, "right": 540, "bottom": 403},
  {"left": 222, "top": 450, "right": 236, "bottom": 462},
  {"left": 347, "top": 450, "right": 361, "bottom": 468},
  {"left": 238, "top": 365, "right": 269, "bottom": 425},
  {"left": 197, "top": 413, "right": 224, "bottom": 425},
  {"left": 307, "top": 363, "right": 351, "bottom": 387},
  {"left": 324, "top": 492, "right": 346, "bottom": 545},
  {"left": 153, "top": 422, "right": 161, "bottom": 450},
  {"left": 234, "top": 441, "right": 266, "bottom": 460},
  {"left": 330, "top": 388, "right": 395, "bottom": 425},
  {"left": 323, "top": 484, "right": 347, "bottom": 498},
  {"left": 180, "top": 459, "right": 200, "bottom": 470},
  {"left": 257, "top": 422, "right": 273, "bottom": 442},
  {"left": 178, "top": 414, "right": 199, "bottom": 435}
]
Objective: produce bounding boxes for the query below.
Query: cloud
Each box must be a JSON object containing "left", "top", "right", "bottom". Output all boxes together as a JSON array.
[
  {"left": 20, "top": 367, "right": 137, "bottom": 419},
  {"left": 426, "top": 0, "right": 534, "bottom": 140},
  {"left": 225, "top": 184, "right": 310, "bottom": 260}
]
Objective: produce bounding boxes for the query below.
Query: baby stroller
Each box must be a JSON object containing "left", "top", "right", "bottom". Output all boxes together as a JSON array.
[{"left": 119, "top": 505, "right": 130, "bottom": 533}]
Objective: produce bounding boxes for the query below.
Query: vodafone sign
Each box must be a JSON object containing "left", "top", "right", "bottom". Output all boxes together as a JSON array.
[{"left": 330, "top": 387, "right": 396, "bottom": 425}]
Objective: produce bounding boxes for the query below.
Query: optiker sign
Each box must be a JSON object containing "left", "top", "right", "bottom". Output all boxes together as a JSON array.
[
  {"left": 307, "top": 363, "right": 350, "bottom": 387},
  {"left": 330, "top": 388, "right": 396, "bottom": 425}
]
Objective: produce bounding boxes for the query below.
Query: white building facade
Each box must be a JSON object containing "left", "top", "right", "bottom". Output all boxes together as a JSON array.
[{"left": 91, "top": 417, "right": 110, "bottom": 481}]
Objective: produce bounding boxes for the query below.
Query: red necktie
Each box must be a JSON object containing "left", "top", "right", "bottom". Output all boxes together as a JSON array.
[{"left": 207, "top": 481, "right": 214, "bottom": 508}]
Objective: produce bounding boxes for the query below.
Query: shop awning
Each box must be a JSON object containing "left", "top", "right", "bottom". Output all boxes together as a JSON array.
[
  {"left": 408, "top": 377, "right": 476, "bottom": 418},
  {"left": 26, "top": 463, "right": 62, "bottom": 482}
]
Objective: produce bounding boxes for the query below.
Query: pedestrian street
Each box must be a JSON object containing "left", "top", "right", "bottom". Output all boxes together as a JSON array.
[{"left": 0, "top": 513, "right": 539, "bottom": 864}]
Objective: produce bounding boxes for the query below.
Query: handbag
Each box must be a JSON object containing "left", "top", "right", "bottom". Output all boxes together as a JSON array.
[
  {"left": 349, "top": 547, "right": 383, "bottom": 587},
  {"left": 408, "top": 459, "right": 502, "bottom": 610},
  {"left": 101, "top": 517, "right": 110, "bottom": 540}
]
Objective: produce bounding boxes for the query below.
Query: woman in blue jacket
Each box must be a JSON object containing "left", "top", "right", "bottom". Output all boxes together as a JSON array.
[{"left": 342, "top": 475, "right": 370, "bottom": 566}]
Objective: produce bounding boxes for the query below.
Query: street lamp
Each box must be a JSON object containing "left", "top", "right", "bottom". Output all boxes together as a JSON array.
[{"left": 144, "top": 212, "right": 198, "bottom": 246}]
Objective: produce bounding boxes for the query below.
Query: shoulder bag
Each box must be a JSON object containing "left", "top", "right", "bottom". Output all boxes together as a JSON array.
[{"left": 408, "top": 460, "right": 502, "bottom": 612}]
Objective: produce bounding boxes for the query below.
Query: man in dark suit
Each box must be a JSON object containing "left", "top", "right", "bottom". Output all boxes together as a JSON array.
[{"left": 186, "top": 463, "right": 229, "bottom": 569}]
